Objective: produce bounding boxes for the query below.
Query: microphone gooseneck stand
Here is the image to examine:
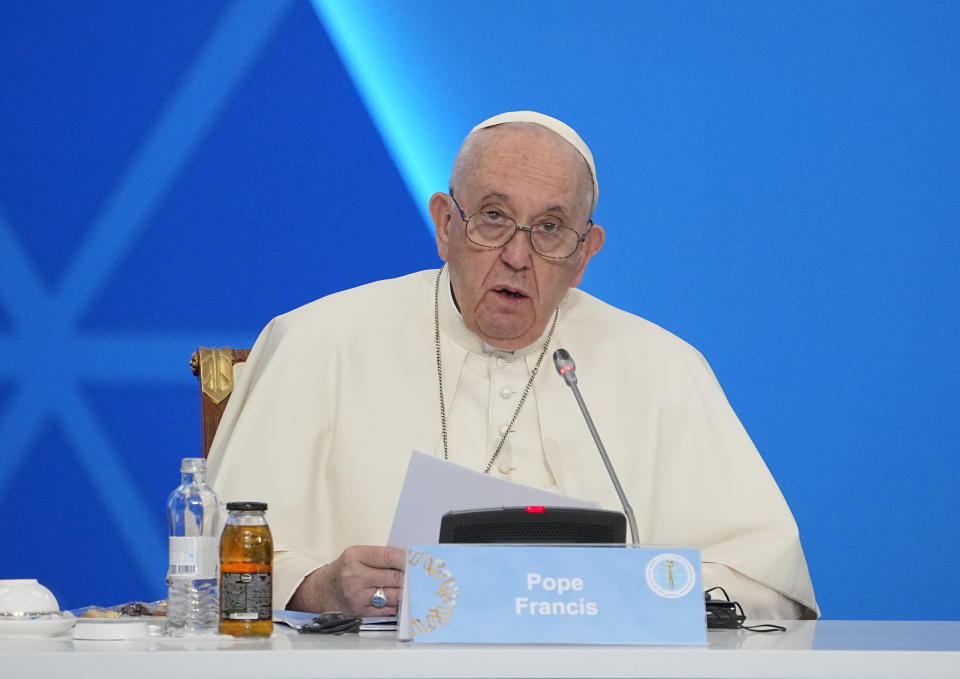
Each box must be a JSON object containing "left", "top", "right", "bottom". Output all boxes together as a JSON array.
[{"left": 553, "top": 348, "right": 639, "bottom": 546}]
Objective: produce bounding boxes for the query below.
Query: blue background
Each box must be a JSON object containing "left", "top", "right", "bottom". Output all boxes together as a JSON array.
[{"left": 0, "top": 1, "right": 957, "bottom": 620}]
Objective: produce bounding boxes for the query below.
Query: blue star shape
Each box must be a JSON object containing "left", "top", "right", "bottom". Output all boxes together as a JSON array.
[{"left": 0, "top": 0, "right": 297, "bottom": 588}]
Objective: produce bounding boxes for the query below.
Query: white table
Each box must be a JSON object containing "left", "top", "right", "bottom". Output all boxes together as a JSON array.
[{"left": 2, "top": 620, "right": 958, "bottom": 679}]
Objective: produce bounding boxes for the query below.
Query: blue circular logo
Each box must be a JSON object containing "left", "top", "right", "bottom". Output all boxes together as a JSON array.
[{"left": 645, "top": 553, "right": 696, "bottom": 599}]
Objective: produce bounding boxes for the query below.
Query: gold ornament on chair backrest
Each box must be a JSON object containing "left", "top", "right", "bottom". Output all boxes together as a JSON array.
[{"left": 197, "top": 347, "right": 235, "bottom": 404}]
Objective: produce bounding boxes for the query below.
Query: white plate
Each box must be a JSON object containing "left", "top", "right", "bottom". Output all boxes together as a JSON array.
[{"left": 0, "top": 611, "right": 76, "bottom": 638}]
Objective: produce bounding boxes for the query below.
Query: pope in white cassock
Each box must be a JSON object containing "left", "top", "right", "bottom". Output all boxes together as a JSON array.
[{"left": 207, "top": 111, "right": 820, "bottom": 620}]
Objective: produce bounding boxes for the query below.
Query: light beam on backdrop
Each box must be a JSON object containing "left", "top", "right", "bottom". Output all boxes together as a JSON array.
[{"left": 310, "top": 0, "right": 456, "bottom": 234}]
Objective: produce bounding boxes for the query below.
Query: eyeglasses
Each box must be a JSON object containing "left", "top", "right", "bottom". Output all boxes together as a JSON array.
[{"left": 450, "top": 194, "right": 591, "bottom": 260}]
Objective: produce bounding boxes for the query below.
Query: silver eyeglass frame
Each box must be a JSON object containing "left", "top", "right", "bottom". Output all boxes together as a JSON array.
[{"left": 449, "top": 193, "right": 592, "bottom": 260}]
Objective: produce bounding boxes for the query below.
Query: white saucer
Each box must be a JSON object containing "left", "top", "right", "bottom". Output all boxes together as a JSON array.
[{"left": 0, "top": 611, "right": 76, "bottom": 638}]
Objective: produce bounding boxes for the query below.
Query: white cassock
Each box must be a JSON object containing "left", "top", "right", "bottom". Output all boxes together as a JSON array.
[{"left": 207, "top": 268, "right": 819, "bottom": 619}]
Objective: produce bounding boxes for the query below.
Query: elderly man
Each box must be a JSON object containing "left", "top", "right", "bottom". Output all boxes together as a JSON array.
[{"left": 207, "top": 111, "right": 819, "bottom": 620}]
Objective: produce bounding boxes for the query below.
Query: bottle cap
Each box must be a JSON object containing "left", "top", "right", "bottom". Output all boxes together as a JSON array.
[
  {"left": 226, "top": 501, "right": 267, "bottom": 511},
  {"left": 180, "top": 458, "right": 206, "bottom": 473}
]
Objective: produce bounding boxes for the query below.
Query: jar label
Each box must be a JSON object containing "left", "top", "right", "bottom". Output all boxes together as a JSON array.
[
  {"left": 221, "top": 572, "right": 272, "bottom": 620},
  {"left": 168, "top": 536, "right": 218, "bottom": 579}
]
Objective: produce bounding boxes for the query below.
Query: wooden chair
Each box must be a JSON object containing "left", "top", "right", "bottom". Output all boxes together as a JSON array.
[{"left": 190, "top": 347, "right": 251, "bottom": 457}]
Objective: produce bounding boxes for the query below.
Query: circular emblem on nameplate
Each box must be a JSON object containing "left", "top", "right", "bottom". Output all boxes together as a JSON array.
[{"left": 645, "top": 553, "right": 696, "bottom": 599}]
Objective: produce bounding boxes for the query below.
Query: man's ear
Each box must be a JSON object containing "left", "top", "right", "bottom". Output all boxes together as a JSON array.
[
  {"left": 429, "top": 192, "right": 453, "bottom": 261},
  {"left": 570, "top": 223, "right": 605, "bottom": 287}
]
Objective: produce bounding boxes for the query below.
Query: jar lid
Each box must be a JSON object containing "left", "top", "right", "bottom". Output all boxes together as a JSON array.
[{"left": 226, "top": 501, "right": 267, "bottom": 511}]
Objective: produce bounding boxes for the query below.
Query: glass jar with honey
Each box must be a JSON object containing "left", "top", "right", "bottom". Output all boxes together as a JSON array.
[{"left": 219, "top": 502, "right": 273, "bottom": 637}]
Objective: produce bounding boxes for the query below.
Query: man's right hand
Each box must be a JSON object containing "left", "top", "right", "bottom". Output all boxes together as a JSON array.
[{"left": 286, "top": 545, "right": 406, "bottom": 616}]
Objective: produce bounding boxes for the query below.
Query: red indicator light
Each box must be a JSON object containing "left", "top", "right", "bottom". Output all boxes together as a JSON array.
[{"left": 526, "top": 506, "right": 545, "bottom": 513}]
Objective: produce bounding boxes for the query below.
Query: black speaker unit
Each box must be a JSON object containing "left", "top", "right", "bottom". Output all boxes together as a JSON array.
[{"left": 438, "top": 506, "right": 627, "bottom": 544}]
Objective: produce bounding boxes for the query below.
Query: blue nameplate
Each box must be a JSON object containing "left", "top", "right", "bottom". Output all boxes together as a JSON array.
[{"left": 403, "top": 544, "right": 705, "bottom": 645}]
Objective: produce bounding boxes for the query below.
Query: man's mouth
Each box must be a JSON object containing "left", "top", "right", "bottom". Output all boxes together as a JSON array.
[{"left": 495, "top": 287, "right": 528, "bottom": 299}]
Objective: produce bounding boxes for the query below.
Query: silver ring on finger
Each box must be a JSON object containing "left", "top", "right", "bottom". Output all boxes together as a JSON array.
[{"left": 371, "top": 587, "right": 387, "bottom": 608}]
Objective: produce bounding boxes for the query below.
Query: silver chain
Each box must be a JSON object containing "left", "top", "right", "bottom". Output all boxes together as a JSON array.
[{"left": 434, "top": 266, "right": 559, "bottom": 473}]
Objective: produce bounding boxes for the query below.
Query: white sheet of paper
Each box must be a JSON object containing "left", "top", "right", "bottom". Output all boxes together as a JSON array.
[
  {"left": 387, "top": 450, "right": 598, "bottom": 548},
  {"left": 389, "top": 450, "right": 599, "bottom": 640}
]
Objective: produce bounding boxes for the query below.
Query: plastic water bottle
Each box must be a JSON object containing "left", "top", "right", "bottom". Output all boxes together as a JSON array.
[{"left": 166, "top": 457, "right": 221, "bottom": 634}]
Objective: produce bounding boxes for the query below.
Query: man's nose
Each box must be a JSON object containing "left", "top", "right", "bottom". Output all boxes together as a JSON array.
[{"left": 500, "top": 227, "right": 534, "bottom": 269}]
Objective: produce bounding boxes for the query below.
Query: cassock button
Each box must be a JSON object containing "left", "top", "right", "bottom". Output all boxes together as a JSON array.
[
  {"left": 498, "top": 424, "right": 509, "bottom": 436},
  {"left": 500, "top": 387, "right": 513, "bottom": 399},
  {"left": 496, "top": 357, "right": 506, "bottom": 369},
  {"left": 498, "top": 460, "right": 512, "bottom": 474}
]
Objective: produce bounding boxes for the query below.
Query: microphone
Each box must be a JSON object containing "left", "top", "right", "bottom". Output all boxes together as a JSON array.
[{"left": 553, "top": 349, "right": 639, "bottom": 546}]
